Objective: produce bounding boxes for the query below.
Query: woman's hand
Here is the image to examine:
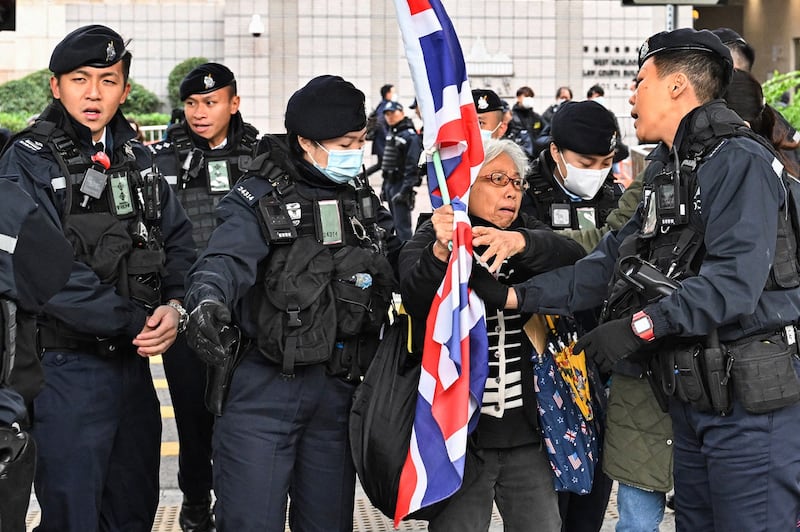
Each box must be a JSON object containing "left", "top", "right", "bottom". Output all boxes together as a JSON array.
[
  {"left": 472, "top": 226, "right": 526, "bottom": 273},
  {"left": 430, "top": 205, "right": 454, "bottom": 261}
]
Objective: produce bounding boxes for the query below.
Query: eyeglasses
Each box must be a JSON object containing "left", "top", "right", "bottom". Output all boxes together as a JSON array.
[{"left": 478, "top": 171, "right": 528, "bottom": 191}]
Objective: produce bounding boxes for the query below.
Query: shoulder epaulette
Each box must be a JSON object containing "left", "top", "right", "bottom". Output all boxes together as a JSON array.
[{"left": 234, "top": 177, "right": 274, "bottom": 207}]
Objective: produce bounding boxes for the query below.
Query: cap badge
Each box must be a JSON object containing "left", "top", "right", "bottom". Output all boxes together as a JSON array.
[
  {"left": 106, "top": 41, "right": 116, "bottom": 62},
  {"left": 478, "top": 96, "right": 489, "bottom": 110},
  {"left": 203, "top": 74, "right": 216, "bottom": 90},
  {"left": 609, "top": 131, "right": 618, "bottom": 152},
  {"left": 638, "top": 39, "right": 650, "bottom": 64}
]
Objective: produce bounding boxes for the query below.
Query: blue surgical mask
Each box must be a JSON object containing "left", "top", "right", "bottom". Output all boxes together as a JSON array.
[
  {"left": 312, "top": 142, "right": 364, "bottom": 184},
  {"left": 480, "top": 122, "right": 502, "bottom": 142}
]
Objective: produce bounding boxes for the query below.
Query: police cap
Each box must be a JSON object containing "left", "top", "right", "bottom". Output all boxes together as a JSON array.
[
  {"left": 179, "top": 63, "right": 236, "bottom": 101},
  {"left": 472, "top": 89, "right": 503, "bottom": 114},
  {"left": 638, "top": 28, "right": 733, "bottom": 85},
  {"left": 383, "top": 101, "right": 404, "bottom": 113},
  {"left": 550, "top": 100, "right": 618, "bottom": 156},
  {"left": 711, "top": 27, "right": 755, "bottom": 67},
  {"left": 285, "top": 75, "right": 366, "bottom": 140},
  {"left": 49, "top": 25, "right": 128, "bottom": 75}
]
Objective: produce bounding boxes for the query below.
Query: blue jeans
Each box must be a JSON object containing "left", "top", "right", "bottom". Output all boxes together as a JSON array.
[
  {"left": 212, "top": 351, "right": 358, "bottom": 532},
  {"left": 615, "top": 483, "right": 665, "bottom": 532},
  {"left": 428, "top": 443, "right": 561, "bottom": 532}
]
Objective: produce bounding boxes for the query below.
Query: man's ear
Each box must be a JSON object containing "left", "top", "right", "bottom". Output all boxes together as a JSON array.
[{"left": 670, "top": 73, "right": 688, "bottom": 97}]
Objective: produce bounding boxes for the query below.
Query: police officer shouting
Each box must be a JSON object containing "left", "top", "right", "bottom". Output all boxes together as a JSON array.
[
  {"left": 495, "top": 29, "right": 800, "bottom": 530},
  {"left": 184, "top": 75, "right": 400, "bottom": 531},
  {"left": 381, "top": 100, "right": 422, "bottom": 241},
  {"left": 0, "top": 25, "right": 195, "bottom": 531},
  {"left": 0, "top": 181, "right": 72, "bottom": 532},
  {"left": 150, "top": 62, "right": 259, "bottom": 532}
]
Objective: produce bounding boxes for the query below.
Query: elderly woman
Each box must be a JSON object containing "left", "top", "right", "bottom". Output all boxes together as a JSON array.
[{"left": 399, "top": 138, "right": 586, "bottom": 532}]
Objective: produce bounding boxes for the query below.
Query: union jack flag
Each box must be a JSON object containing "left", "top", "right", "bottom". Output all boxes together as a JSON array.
[
  {"left": 392, "top": 0, "right": 487, "bottom": 525},
  {"left": 564, "top": 428, "right": 577, "bottom": 444}
]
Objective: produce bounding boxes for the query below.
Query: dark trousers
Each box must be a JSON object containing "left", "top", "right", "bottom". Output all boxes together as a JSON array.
[
  {"left": 32, "top": 350, "right": 161, "bottom": 532},
  {"left": 428, "top": 444, "right": 562, "bottom": 532},
  {"left": 671, "top": 396, "right": 800, "bottom": 531},
  {"left": 382, "top": 179, "right": 413, "bottom": 241},
  {"left": 557, "top": 467, "right": 614, "bottom": 532},
  {"left": 162, "top": 334, "right": 214, "bottom": 501},
  {"left": 212, "top": 351, "right": 357, "bottom": 532}
]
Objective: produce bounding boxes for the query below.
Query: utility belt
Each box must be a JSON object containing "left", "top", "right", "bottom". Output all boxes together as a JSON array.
[
  {"left": 649, "top": 325, "right": 800, "bottom": 415},
  {"left": 37, "top": 322, "right": 131, "bottom": 358}
]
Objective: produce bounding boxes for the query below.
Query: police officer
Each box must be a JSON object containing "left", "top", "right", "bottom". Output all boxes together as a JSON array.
[
  {"left": 521, "top": 100, "right": 624, "bottom": 253},
  {"left": 472, "top": 89, "right": 508, "bottom": 142},
  {"left": 184, "top": 75, "right": 401, "bottom": 531},
  {"left": 380, "top": 100, "right": 422, "bottom": 241},
  {"left": 150, "top": 62, "right": 259, "bottom": 531},
  {"left": 498, "top": 29, "right": 800, "bottom": 530},
  {"left": 0, "top": 25, "right": 195, "bottom": 531},
  {"left": 0, "top": 181, "right": 72, "bottom": 532}
]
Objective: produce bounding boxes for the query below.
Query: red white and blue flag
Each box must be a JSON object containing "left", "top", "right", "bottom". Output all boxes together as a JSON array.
[{"left": 392, "top": 0, "right": 488, "bottom": 525}]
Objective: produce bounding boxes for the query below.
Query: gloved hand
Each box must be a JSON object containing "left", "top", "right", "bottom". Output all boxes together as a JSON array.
[
  {"left": 187, "top": 299, "right": 232, "bottom": 366},
  {"left": 392, "top": 189, "right": 412, "bottom": 208},
  {"left": 469, "top": 265, "right": 509, "bottom": 312},
  {"left": 573, "top": 317, "right": 647, "bottom": 374}
]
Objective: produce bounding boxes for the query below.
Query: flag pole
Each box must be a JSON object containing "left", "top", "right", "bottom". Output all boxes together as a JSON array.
[{"left": 431, "top": 148, "right": 451, "bottom": 205}]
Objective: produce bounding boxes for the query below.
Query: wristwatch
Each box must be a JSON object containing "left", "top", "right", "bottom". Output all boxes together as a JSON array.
[
  {"left": 631, "top": 310, "right": 655, "bottom": 342},
  {"left": 167, "top": 300, "right": 189, "bottom": 334}
]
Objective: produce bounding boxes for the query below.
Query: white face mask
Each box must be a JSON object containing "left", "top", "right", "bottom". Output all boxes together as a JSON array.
[
  {"left": 390, "top": 93, "right": 399, "bottom": 102},
  {"left": 558, "top": 152, "right": 610, "bottom": 200},
  {"left": 521, "top": 97, "right": 536, "bottom": 109}
]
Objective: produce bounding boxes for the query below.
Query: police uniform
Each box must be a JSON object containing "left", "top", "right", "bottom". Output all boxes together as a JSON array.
[
  {"left": 513, "top": 29, "right": 800, "bottom": 531},
  {"left": 521, "top": 101, "right": 622, "bottom": 254},
  {"left": 0, "top": 181, "right": 72, "bottom": 531},
  {"left": 0, "top": 25, "right": 196, "bottom": 531},
  {"left": 150, "top": 63, "right": 259, "bottom": 530},
  {"left": 380, "top": 101, "right": 422, "bottom": 241},
  {"left": 184, "top": 75, "right": 401, "bottom": 531}
]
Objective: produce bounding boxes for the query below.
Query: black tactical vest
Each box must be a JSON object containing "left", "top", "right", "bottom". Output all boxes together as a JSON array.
[
  {"left": 527, "top": 155, "right": 620, "bottom": 231},
  {"left": 30, "top": 122, "right": 166, "bottom": 312},
  {"left": 247, "top": 141, "right": 395, "bottom": 379},
  {"left": 161, "top": 122, "right": 259, "bottom": 248}
]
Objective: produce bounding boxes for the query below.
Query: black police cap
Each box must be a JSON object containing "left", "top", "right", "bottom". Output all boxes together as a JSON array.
[
  {"left": 638, "top": 28, "right": 733, "bottom": 85},
  {"left": 551, "top": 100, "right": 618, "bottom": 156},
  {"left": 472, "top": 89, "right": 503, "bottom": 114},
  {"left": 712, "top": 27, "right": 755, "bottom": 67},
  {"left": 285, "top": 75, "right": 366, "bottom": 140},
  {"left": 49, "top": 25, "right": 128, "bottom": 75},
  {"left": 179, "top": 63, "right": 236, "bottom": 101}
]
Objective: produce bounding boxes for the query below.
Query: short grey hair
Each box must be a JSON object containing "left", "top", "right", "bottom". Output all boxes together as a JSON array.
[{"left": 481, "top": 138, "right": 529, "bottom": 178}]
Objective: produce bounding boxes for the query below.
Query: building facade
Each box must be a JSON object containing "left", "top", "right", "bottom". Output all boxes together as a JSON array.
[{"left": 0, "top": 0, "right": 797, "bottom": 144}]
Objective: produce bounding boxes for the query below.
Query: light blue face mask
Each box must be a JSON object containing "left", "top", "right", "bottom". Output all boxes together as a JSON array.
[
  {"left": 313, "top": 142, "right": 364, "bottom": 184},
  {"left": 480, "top": 122, "right": 502, "bottom": 142}
]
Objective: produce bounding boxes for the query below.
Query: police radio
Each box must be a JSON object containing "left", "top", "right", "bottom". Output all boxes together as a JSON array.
[
  {"left": 143, "top": 171, "right": 161, "bottom": 222},
  {"left": 653, "top": 167, "right": 689, "bottom": 227},
  {"left": 259, "top": 194, "right": 297, "bottom": 243}
]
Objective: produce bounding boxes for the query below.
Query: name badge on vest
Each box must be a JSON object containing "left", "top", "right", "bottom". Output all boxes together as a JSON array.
[
  {"left": 576, "top": 207, "right": 597, "bottom": 230},
  {"left": 108, "top": 172, "right": 135, "bottom": 217},
  {"left": 551, "top": 203, "right": 571, "bottom": 228},
  {"left": 314, "top": 199, "right": 343, "bottom": 245},
  {"left": 207, "top": 159, "right": 232, "bottom": 194}
]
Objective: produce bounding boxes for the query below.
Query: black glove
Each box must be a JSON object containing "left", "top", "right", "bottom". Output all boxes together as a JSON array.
[
  {"left": 573, "top": 317, "right": 647, "bottom": 374},
  {"left": 392, "top": 189, "right": 412, "bottom": 208},
  {"left": 187, "top": 299, "right": 232, "bottom": 366},
  {"left": 469, "top": 266, "right": 509, "bottom": 312}
]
